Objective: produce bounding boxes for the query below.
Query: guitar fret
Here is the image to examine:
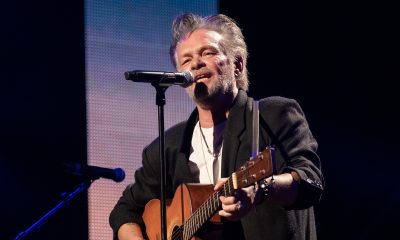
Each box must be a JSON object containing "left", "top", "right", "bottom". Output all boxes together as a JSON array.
[
  {"left": 192, "top": 215, "right": 196, "bottom": 236},
  {"left": 183, "top": 177, "right": 237, "bottom": 239},
  {"left": 197, "top": 207, "right": 201, "bottom": 229},
  {"left": 211, "top": 196, "right": 214, "bottom": 212},
  {"left": 204, "top": 200, "right": 207, "bottom": 222},
  {"left": 184, "top": 190, "right": 219, "bottom": 239},
  {"left": 184, "top": 221, "right": 187, "bottom": 239},
  {"left": 188, "top": 220, "right": 192, "bottom": 240},
  {"left": 200, "top": 211, "right": 203, "bottom": 227},
  {"left": 183, "top": 223, "right": 186, "bottom": 240},
  {"left": 191, "top": 217, "right": 195, "bottom": 238},
  {"left": 203, "top": 204, "right": 206, "bottom": 222},
  {"left": 208, "top": 197, "right": 212, "bottom": 214},
  {"left": 211, "top": 193, "right": 214, "bottom": 210},
  {"left": 223, "top": 181, "right": 226, "bottom": 197},
  {"left": 185, "top": 212, "right": 196, "bottom": 239},
  {"left": 214, "top": 192, "right": 218, "bottom": 210},
  {"left": 198, "top": 211, "right": 201, "bottom": 228},
  {"left": 230, "top": 177, "right": 233, "bottom": 195},
  {"left": 228, "top": 179, "right": 230, "bottom": 195},
  {"left": 193, "top": 220, "right": 196, "bottom": 239},
  {"left": 192, "top": 215, "right": 195, "bottom": 235},
  {"left": 203, "top": 200, "right": 206, "bottom": 219},
  {"left": 228, "top": 178, "right": 231, "bottom": 196},
  {"left": 189, "top": 217, "right": 193, "bottom": 239}
]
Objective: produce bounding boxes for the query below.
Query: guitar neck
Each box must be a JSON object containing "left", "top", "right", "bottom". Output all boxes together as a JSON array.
[
  {"left": 181, "top": 147, "right": 274, "bottom": 240},
  {"left": 182, "top": 177, "right": 235, "bottom": 239}
]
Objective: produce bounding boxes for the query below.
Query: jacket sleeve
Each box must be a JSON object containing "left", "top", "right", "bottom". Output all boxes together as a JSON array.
[
  {"left": 260, "top": 97, "right": 324, "bottom": 209},
  {"left": 109, "top": 144, "right": 161, "bottom": 239}
]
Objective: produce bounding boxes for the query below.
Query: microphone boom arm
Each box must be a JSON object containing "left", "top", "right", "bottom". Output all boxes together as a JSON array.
[{"left": 14, "top": 179, "right": 93, "bottom": 240}]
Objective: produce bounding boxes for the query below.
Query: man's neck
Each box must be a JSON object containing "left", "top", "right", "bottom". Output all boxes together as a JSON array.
[{"left": 197, "top": 89, "right": 238, "bottom": 128}]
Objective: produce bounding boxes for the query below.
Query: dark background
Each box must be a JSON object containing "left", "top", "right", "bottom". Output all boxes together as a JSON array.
[
  {"left": 1, "top": 1, "right": 398, "bottom": 239},
  {"left": 1, "top": 1, "right": 87, "bottom": 239},
  {"left": 219, "top": 2, "right": 399, "bottom": 239}
]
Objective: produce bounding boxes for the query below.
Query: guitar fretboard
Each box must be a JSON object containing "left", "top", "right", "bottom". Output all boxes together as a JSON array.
[{"left": 182, "top": 177, "right": 235, "bottom": 240}]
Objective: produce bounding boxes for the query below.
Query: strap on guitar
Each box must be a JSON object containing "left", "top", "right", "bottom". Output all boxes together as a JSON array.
[{"left": 251, "top": 100, "right": 259, "bottom": 159}]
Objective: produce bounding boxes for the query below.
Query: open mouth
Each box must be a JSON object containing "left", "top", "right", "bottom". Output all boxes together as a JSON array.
[{"left": 195, "top": 73, "right": 212, "bottom": 82}]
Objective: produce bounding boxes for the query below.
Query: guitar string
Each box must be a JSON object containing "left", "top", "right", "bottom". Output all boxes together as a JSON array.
[
  {"left": 169, "top": 178, "right": 234, "bottom": 240},
  {"left": 171, "top": 227, "right": 182, "bottom": 240},
  {"left": 170, "top": 190, "right": 218, "bottom": 240}
]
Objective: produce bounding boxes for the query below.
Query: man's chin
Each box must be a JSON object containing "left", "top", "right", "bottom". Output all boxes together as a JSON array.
[
  {"left": 193, "top": 95, "right": 213, "bottom": 109},
  {"left": 193, "top": 82, "right": 209, "bottom": 99},
  {"left": 192, "top": 84, "right": 223, "bottom": 109}
]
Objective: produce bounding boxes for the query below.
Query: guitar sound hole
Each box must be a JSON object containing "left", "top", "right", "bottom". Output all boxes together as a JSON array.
[{"left": 171, "top": 225, "right": 183, "bottom": 240}]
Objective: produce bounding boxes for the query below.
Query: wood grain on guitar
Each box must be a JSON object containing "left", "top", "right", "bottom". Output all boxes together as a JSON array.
[{"left": 142, "top": 147, "right": 275, "bottom": 240}]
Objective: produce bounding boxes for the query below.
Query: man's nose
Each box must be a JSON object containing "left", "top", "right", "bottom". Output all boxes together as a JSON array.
[{"left": 190, "top": 56, "right": 206, "bottom": 70}]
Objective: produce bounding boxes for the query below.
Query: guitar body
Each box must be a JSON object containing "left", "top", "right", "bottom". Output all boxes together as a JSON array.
[
  {"left": 143, "top": 184, "right": 221, "bottom": 240},
  {"left": 142, "top": 148, "right": 274, "bottom": 240}
]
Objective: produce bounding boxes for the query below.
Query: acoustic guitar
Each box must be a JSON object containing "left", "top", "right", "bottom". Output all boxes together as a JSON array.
[{"left": 142, "top": 147, "right": 275, "bottom": 240}]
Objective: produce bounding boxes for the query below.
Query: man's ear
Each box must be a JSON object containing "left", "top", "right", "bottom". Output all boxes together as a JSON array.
[{"left": 234, "top": 56, "right": 244, "bottom": 77}]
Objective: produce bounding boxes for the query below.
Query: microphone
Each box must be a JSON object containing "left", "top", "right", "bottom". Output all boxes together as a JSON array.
[
  {"left": 124, "top": 70, "right": 194, "bottom": 87},
  {"left": 64, "top": 162, "right": 126, "bottom": 182}
]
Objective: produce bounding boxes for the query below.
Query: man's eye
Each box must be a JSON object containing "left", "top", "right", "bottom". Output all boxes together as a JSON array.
[
  {"left": 203, "top": 51, "right": 215, "bottom": 56},
  {"left": 181, "top": 59, "right": 190, "bottom": 65}
]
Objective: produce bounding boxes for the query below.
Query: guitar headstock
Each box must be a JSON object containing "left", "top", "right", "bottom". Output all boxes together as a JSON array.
[{"left": 232, "top": 147, "right": 275, "bottom": 189}]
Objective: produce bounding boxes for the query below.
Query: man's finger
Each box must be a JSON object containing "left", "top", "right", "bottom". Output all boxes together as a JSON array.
[
  {"left": 220, "top": 196, "right": 236, "bottom": 205},
  {"left": 214, "top": 177, "right": 228, "bottom": 190},
  {"left": 221, "top": 201, "right": 241, "bottom": 213}
]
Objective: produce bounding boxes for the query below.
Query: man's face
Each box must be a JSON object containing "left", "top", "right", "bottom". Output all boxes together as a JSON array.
[{"left": 175, "top": 29, "right": 237, "bottom": 109}]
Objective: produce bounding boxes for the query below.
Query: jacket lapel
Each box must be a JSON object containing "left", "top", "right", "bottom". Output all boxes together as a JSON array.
[
  {"left": 221, "top": 90, "right": 252, "bottom": 177},
  {"left": 177, "top": 108, "right": 199, "bottom": 183}
]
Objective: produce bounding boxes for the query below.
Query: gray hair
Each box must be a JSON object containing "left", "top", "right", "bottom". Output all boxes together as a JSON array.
[{"left": 170, "top": 13, "right": 249, "bottom": 91}]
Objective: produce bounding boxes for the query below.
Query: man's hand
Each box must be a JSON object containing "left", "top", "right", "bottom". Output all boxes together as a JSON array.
[
  {"left": 214, "top": 178, "right": 260, "bottom": 221},
  {"left": 118, "top": 222, "right": 145, "bottom": 240}
]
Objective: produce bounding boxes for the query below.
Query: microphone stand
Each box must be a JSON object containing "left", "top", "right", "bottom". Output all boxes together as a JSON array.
[
  {"left": 151, "top": 82, "right": 168, "bottom": 240},
  {"left": 13, "top": 178, "right": 96, "bottom": 240}
]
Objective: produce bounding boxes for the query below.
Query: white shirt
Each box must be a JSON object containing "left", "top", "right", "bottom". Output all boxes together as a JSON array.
[{"left": 188, "top": 121, "right": 225, "bottom": 184}]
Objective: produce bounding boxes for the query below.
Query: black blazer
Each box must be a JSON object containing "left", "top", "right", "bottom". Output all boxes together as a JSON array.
[{"left": 110, "top": 90, "right": 324, "bottom": 240}]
